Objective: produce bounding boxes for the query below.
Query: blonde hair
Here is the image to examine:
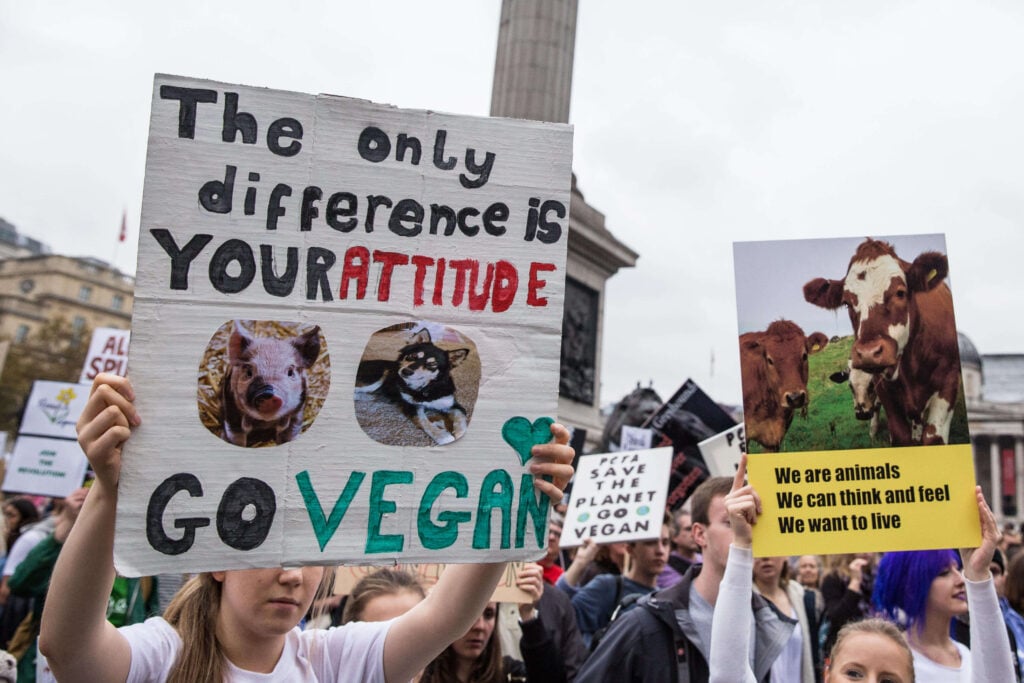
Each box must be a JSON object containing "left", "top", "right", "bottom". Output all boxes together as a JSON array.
[
  {"left": 826, "top": 618, "right": 915, "bottom": 683},
  {"left": 164, "top": 568, "right": 336, "bottom": 683},
  {"left": 341, "top": 568, "right": 425, "bottom": 624}
]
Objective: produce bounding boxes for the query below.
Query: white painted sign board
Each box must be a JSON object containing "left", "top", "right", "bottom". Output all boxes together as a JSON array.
[
  {"left": 559, "top": 447, "right": 672, "bottom": 548},
  {"left": 115, "top": 74, "right": 573, "bottom": 576},
  {"left": 80, "top": 327, "right": 131, "bottom": 383},
  {"left": 3, "top": 435, "right": 88, "bottom": 498}
]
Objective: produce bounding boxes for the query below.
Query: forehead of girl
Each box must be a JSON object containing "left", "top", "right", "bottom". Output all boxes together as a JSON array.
[{"left": 830, "top": 632, "right": 912, "bottom": 681}]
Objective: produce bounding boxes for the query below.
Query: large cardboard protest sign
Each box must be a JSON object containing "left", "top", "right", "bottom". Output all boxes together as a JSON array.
[
  {"left": 733, "top": 234, "right": 978, "bottom": 555},
  {"left": 115, "top": 75, "right": 572, "bottom": 576},
  {"left": 3, "top": 436, "right": 88, "bottom": 498},
  {"left": 80, "top": 327, "right": 130, "bottom": 383},
  {"left": 560, "top": 447, "right": 672, "bottom": 547}
]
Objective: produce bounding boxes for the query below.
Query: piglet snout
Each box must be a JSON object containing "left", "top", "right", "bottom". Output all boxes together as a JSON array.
[{"left": 249, "top": 384, "right": 283, "bottom": 413}]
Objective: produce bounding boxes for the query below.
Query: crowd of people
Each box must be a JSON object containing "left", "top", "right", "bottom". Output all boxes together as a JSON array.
[{"left": 0, "top": 374, "right": 1019, "bottom": 681}]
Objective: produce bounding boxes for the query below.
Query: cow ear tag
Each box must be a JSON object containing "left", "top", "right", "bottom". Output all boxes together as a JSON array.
[
  {"left": 927, "top": 268, "right": 938, "bottom": 284},
  {"left": 502, "top": 416, "right": 554, "bottom": 466}
]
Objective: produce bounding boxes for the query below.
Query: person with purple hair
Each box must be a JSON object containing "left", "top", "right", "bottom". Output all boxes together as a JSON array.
[{"left": 872, "top": 487, "right": 1015, "bottom": 682}]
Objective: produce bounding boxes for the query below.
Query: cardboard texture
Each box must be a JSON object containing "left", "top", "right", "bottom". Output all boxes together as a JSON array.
[
  {"left": 115, "top": 75, "right": 572, "bottom": 576},
  {"left": 733, "top": 234, "right": 978, "bottom": 555},
  {"left": 331, "top": 562, "right": 532, "bottom": 603}
]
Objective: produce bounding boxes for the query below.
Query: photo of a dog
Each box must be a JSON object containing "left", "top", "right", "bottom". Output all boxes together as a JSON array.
[
  {"left": 197, "top": 320, "right": 330, "bottom": 448},
  {"left": 354, "top": 323, "right": 480, "bottom": 446}
]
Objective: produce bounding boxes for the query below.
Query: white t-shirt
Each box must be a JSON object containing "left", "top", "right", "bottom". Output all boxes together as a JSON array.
[
  {"left": 911, "top": 641, "right": 971, "bottom": 683},
  {"left": 768, "top": 604, "right": 803, "bottom": 683},
  {"left": 121, "top": 617, "right": 390, "bottom": 683},
  {"left": 3, "top": 522, "right": 50, "bottom": 577}
]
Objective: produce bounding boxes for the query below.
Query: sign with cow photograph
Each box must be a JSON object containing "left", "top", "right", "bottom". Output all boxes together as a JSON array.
[
  {"left": 115, "top": 74, "right": 572, "bottom": 576},
  {"left": 733, "top": 234, "right": 978, "bottom": 555},
  {"left": 559, "top": 447, "right": 672, "bottom": 547}
]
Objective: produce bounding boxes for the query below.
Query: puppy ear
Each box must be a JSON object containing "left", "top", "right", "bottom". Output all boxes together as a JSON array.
[
  {"left": 448, "top": 348, "right": 470, "bottom": 367},
  {"left": 293, "top": 327, "right": 322, "bottom": 368},
  {"left": 228, "top": 320, "right": 254, "bottom": 361},
  {"left": 411, "top": 328, "right": 432, "bottom": 344}
]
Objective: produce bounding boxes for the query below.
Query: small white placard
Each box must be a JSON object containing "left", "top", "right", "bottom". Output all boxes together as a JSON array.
[
  {"left": 619, "top": 425, "right": 653, "bottom": 451},
  {"left": 560, "top": 447, "right": 672, "bottom": 547},
  {"left": 18, "top": 381, "right": 91, "bottom": 439},
  {"left": 3, "top": 435, "right": 88, "bottom": 498},
  {"left": 80, "top": 327, "right": 131, "bottom": 383},
  {"left": 698, "top": 424, "right": 746, "bottom": 478}
]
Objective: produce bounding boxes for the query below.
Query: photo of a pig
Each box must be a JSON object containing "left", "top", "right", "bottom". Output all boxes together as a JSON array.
[{"left": 197, "top": 320, "right": 330, "bottom": 448}]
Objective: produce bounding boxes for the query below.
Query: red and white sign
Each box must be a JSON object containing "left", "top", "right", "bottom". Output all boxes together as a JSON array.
[{"left": 79, "top": 327, "right": 130, "bottom": 383}]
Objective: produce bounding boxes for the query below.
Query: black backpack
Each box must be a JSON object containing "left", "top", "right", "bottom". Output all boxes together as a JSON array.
[{"left": 589, "top": 576, "right": 644, "bottom": 652}]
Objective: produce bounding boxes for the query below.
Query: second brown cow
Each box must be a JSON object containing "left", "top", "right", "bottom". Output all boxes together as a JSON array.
[{"left": 740, "top": 320, "right": 829, "bottom": 452}]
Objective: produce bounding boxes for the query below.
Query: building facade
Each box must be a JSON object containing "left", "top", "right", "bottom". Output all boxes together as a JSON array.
[
  {"left": 963, "top": 333, "right": 1024, "bottom": 523},
  {"left": 0, "top": 254, "right": 134, "bottom": 344}
]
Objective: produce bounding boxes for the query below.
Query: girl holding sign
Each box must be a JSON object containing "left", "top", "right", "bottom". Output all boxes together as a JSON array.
[
  {"left": 708, "top": 454, "right": 1014, "bottom": 683},
  {"left": 39, "top": 374, "right": 575, "bottom": 683}
]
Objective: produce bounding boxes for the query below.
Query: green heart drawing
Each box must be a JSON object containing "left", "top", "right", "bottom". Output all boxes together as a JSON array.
[{"left": 502, "top": 416, "right": 554, "bottom": 466}]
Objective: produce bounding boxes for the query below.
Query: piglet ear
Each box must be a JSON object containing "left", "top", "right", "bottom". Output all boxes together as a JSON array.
[
  {"left": 293, "top": 327, "right": 322, "bottom": 368},
  {"left": 228, "top": 320, "right": 253, "bottom": 361},
  {"left": 448, "top": 348, "right": 470, "bottom": 368},
  {"left": 806, "top": 332, "right": 829, "bottom": 354}
]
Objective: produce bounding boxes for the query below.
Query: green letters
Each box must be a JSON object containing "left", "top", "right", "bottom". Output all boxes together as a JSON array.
[
  {"left": 472, "top": 469, "right": 514, "bottom": 549},
  {"left": 296, "top": 470, "right": 364, "bottom": 551},
  {"left": 366, "top": 470, "right": 414, "bottom": 553},
  {"left": 418, "top": 471, "right": 471, "bottom": 550}
]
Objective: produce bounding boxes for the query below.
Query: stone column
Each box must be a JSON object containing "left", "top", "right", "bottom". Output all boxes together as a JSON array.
[
  {"left": 991, "top": 439, "right": 1003, "bottom": 519},
  {"left": 490, "top": 0, "right": 578, "bottom": 123},
  {"left": 489, "top": 0, "right": 637, "bottom": 450}
]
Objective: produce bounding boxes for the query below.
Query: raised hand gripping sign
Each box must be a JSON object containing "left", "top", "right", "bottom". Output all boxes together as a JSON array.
[{"left": 115, "top": 75, "right": 572, "bottom": 576}]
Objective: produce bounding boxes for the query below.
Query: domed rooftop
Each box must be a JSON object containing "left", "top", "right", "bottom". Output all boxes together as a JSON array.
[{"left": 958, "top": 332, "right": 981, "bottom": 368}]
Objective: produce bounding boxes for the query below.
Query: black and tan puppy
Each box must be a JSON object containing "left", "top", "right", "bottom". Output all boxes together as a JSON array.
[
  {"left": 220, "top": 320, "right": 322, "bottom": 447},
  {"left": 355, "top": 328, "right": 469, "bottom": 445}
]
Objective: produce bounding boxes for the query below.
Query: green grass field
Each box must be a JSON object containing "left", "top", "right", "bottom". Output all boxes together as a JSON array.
[{"left": 746, "top": 336, "right": 970, "bottom": 454}]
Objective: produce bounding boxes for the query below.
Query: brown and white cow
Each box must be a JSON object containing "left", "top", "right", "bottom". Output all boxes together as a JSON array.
[
  {"left": 804, "top": 238, "right": 959, "bottom": 445},
  {"left": 740, "top": 320, "right": 829, "bottom": 452}
]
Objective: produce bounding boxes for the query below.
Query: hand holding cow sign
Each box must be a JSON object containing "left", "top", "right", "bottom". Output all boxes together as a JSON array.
[
  {"left": 42, "top": 373, "right": 575, "bottom": 683},
  {"left": 960, "top": 485, "right": 1001, "bottom": 582},
  {"left": 723, "top": 453, "right": 762, "bottom": 550}
]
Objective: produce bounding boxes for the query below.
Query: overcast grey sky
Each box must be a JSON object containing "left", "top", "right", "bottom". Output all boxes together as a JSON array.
[{"left": 2, "top": 0, "right": 1023, "bottom": 407}]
